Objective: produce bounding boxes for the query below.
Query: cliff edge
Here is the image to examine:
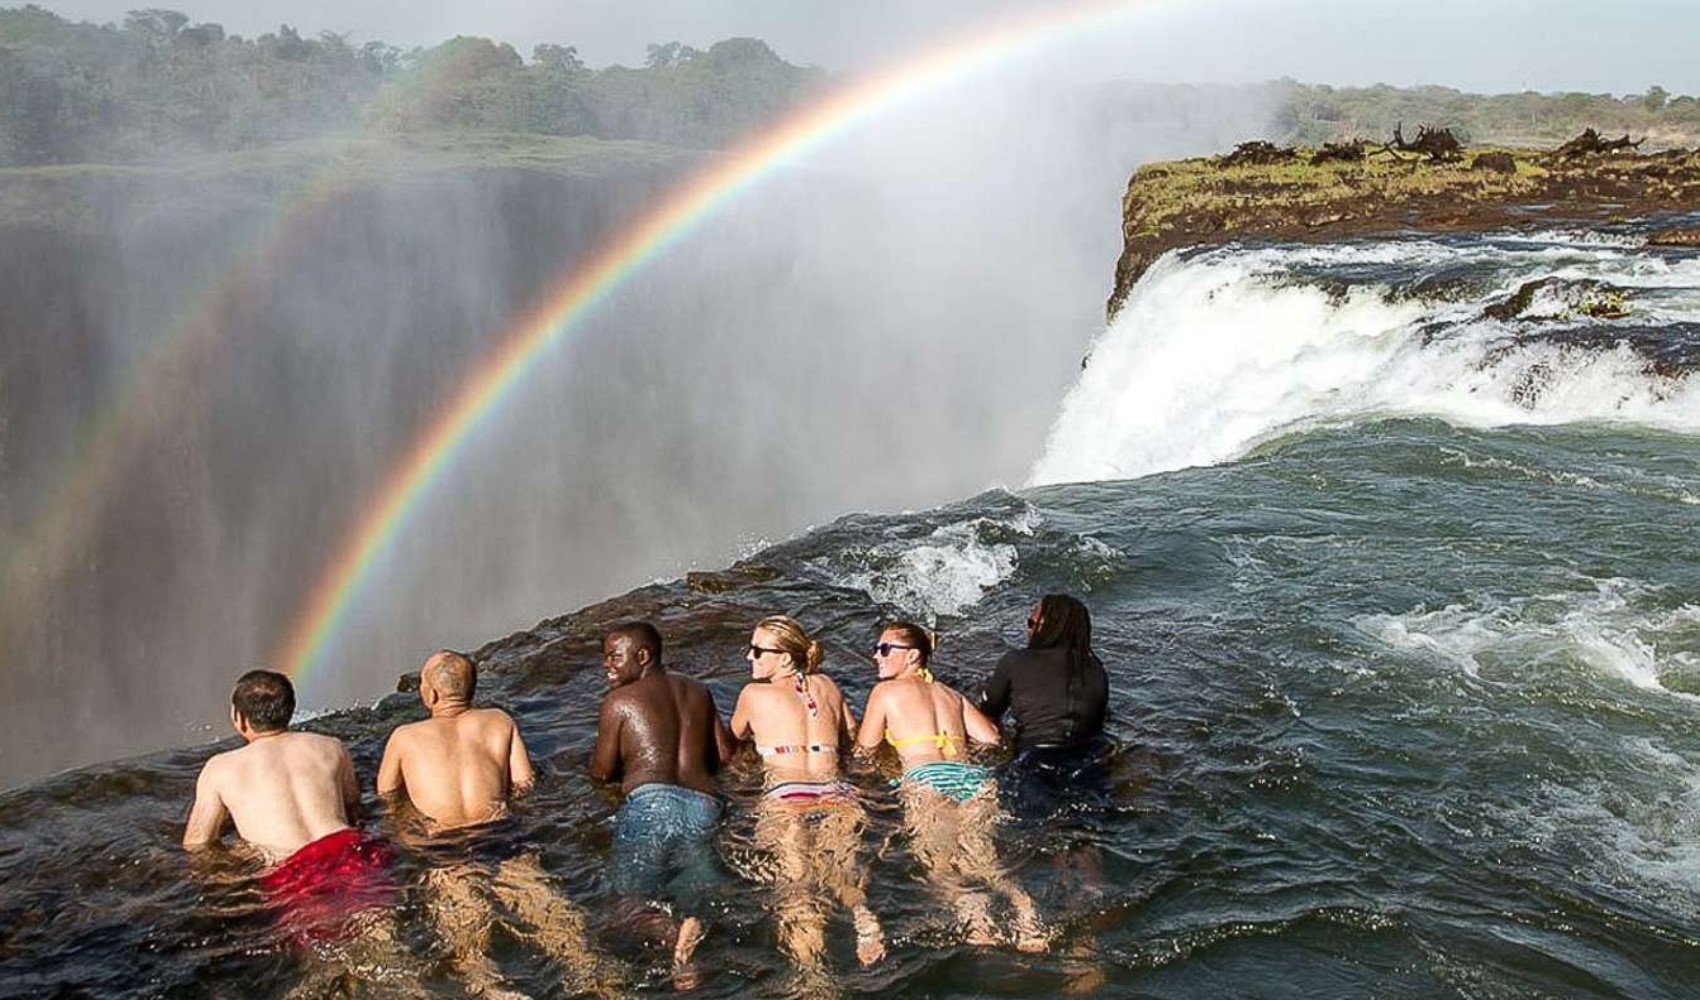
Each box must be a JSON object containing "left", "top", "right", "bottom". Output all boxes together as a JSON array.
[{"left": 1109, "top": 140, "right": 1700, "bottom": 320}]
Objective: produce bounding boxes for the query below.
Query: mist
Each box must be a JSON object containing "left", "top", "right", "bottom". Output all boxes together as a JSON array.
[{"left": 0, "top": 3, "right": 1290, "bottom": 787}]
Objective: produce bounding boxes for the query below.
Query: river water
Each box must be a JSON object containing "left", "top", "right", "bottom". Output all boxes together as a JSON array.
[{"left": 4, "top": 227, "right": 1700, "bottom": 996}]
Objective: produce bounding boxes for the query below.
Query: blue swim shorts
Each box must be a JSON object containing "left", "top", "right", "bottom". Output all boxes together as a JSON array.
[{"left": 611, "top": 783, "right": 724, "bottom": 905}]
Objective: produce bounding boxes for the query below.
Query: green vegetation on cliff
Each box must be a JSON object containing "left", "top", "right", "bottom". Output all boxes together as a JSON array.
[{"left": 1110, "top": 143, "right": 1700, "bottom": 318}]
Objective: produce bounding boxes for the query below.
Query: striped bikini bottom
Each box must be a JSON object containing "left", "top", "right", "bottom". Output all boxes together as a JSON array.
[
  {"left": 764, "top": 778, "right": 856, "bottom": 810},
  {"left": 900, "top": 761, "right": 994, "bottom": 803}
]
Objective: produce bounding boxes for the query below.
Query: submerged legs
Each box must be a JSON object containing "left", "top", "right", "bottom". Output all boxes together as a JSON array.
[{"left": 899, "top": 782, "right": 1049, "bottom": 952}]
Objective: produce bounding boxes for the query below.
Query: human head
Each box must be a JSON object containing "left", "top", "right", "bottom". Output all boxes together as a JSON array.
[
  {"left": 231, "top": 669, "right": 295, "bottom": 736},
  {"left": 747, "top": 615, "right": 822, "bottom": 680},
  {"left": 603, "top": 621, "right": 663, "bottom": 687},
  {"left": 874, "top": 621, "right": 933, "bottom": 680},
  {"left": 421, "top": 650, "right": 476, "bottom": 709},
  {"left": 1027, "top": 594, "right": 1092, "bottom": 653}
]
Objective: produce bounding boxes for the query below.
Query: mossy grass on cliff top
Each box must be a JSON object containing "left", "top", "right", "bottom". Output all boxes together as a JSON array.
[
  {"left": 1108, "top": 143, "right": 1700, "bottom": 318},
  {"left": 1124, "top": 147, "right": 1556, "bottom": 239}
]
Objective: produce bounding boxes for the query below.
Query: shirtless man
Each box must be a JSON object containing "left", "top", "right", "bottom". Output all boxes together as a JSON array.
[
  {"left": 377, "top": 650, "right": 533, "bottom": 828},
  {"left": 184, "top": 669, "right": 394, "bottom": 950},
  {"left": 379, "top": 650, "right": 609, "bottom": 996},
  {"left": 855, "top": 622, "right": 1049, "bottom": 952},
  {"left": 591, "top": 621, "right": 734, "bottom": 981}
]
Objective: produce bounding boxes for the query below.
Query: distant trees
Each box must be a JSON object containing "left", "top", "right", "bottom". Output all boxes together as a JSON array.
[
  {"left": 0, "top": 6, "right": 824, "bottom": 165},
  {"left": 1274, "top": 80, "right": 1700, "bottom": 149},
  {"left": 6, "top": 4, "right": 1698, "bottom": 169}
]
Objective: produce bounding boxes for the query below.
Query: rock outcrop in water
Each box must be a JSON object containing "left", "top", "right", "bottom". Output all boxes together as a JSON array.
[{"left": 1109, "top": 135, "right": 1700, "bottom": 319}]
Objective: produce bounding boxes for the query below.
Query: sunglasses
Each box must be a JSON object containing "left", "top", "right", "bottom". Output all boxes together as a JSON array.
[
  {"left": 749, "top": 644, "right": 786, "bottom": 657},
  {"left": 874, "top": 643, "right": 917, "bottom": 657}
]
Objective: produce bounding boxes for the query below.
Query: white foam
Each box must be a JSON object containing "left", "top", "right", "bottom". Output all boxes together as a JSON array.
[
  {"left": 1030, "top": 239, "right": 1700, "bottom": 486},
  {"left": 817, "top": 508, "right": 1037, "bottom": 620},
  {"left": 1501, "top": 736, "right": 1700, "bottom": 915},
  {"left": 1353, "top": 577, "right": 1700, "bottom": 702}
]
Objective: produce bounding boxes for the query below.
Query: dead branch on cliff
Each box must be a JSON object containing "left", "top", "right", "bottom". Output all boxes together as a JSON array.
[
  {"left": 1219, "top": 140, "right": 1296, "bottom": 168},
  {"left": 1381, "top": 122, "right": 1463, "bottom": 162},
  {"left": 1310, "top": 140, "right": 1366, "bottom": 165},
  {"left": 1551, "top": 127, "right": 1645, "bottom": 158}
]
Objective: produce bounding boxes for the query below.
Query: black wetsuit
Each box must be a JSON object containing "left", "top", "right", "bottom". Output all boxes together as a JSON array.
[{"left": 977, "top": 646, "right": 1108, "bottom": 752}]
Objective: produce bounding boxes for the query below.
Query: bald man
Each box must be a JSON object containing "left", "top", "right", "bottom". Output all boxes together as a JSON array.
[
  {"left": 379, "top": 651, "right": 613, "bottom": 997},
  {"left": 378, "top": 650, "right": 533, "bottom": 826}
]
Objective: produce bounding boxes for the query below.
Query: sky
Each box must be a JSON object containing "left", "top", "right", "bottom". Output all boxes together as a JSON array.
[{"left": 36, "top": 0, "right": 1700, "bottom": 96}]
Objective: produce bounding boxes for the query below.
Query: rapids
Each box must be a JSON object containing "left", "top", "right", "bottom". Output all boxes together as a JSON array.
[{"left": 5, "top": 227, "right": 1700, "bottom": 996}]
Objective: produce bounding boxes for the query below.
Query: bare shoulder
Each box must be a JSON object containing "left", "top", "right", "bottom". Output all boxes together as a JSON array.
[
  {"left": 388, "top": 717, "right": 427, "bottom": 741},
  {"left": 473, "top": 706, "right": 520, "bottom": 733},
  {"left": 599, "top": 685, "right": 637, "bottom": 718},
  {"left": 294, "top": 731, "right": 350, "bottom": 759},
  {"left": 671, "top": 672, "right": 711, "bottom": 697},
  {"left": 198, "top": 746, "right": 238, "bottom": 782}
]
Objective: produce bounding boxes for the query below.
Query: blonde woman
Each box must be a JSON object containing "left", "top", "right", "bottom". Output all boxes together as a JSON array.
[
  {"left": 855, "top": 621, "right": 1048, "bottom": 952},
  {"left": 729, "top": 615, "right": 886, "bottom": 969}
]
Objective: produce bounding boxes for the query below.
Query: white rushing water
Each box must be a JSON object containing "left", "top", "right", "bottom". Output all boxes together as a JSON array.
[{"left": 1031, "top": 235, "right": 1700, "bottom": 486}]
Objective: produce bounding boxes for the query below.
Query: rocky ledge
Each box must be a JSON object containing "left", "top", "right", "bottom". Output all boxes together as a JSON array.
[{"left": 1109, "top": 136, "right": 1700, "bottom": 320}]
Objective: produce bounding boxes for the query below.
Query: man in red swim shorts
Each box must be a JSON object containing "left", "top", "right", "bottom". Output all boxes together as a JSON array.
[{"left": 183, "top": 669, "right": 394, "bottom": 947}]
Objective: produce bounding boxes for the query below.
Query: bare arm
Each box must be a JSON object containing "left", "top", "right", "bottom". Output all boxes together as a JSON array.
[
  {"left": 829, "top": 677, "right": 858, "bottom": 747},
  {"left": 708, "top": 692, "right": 738, "bottom": 768},
  {"left": 589, "top": 696, "right": 624, "bottom": 784},
  {"left": 376, "top": 730, "right": 406, "bottom": 799},
  {"left": 854, "top": 686, "right": 887, "bottom": 756},
  {"left": 978, "top": 655, "right": 1012, "bottom": 723},
  {"left": 963, "top": 697, "right": 1001, "bottom": 747},
  {"left": 729, "top": 687, "right": 754, "bottom": 742},
  {"left": 337, "top": 745, "right": 362, "bottom": 824},
  {"left": 182, "top": 763, "right": 229, "bottom": 849},
  {"left": 508, "top": 717, "right": 536, "bottom": 796}
]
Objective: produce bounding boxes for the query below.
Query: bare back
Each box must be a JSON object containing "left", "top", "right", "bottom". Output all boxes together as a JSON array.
[
  {"left": 857, "top": 676, "right": 999, "bottom": 769},
  {"left": 593, "top": 672, "right": 724, "bottom": 796},
  {"left": 184, "top": 731, "right": 357, "bottom": 860},
  {"left": 731, "top": 673, "right": 853, "bottom": 782},
  {"left": 378, "top": 708, "right": 531, "bottom": 829}
]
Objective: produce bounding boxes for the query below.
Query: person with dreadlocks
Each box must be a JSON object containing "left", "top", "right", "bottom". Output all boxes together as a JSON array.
[
  {"left": 979, "top": 594, "right": 1109, "bottom": 756},
  {"left": 855, "top": 621, "right": 1049, "bottom": 952},
  {"left": 729, "top": 614, "right": 886, "bottom": 972},
  {"left": 978, "top": 595, "right": 1112, "bottom": 986}
]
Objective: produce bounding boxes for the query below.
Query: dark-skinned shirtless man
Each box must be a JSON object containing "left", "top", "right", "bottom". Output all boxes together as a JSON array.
[
  {"left": 591, "top": 621, "right": 736, "bottom": 982},
  {"left": 379, "top": 650, "right": 611, "bottom": 997}
]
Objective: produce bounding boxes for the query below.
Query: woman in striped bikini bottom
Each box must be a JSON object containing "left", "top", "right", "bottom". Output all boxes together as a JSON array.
[{"left": 730, "top": 615, "right": 886, "bottom": 970}]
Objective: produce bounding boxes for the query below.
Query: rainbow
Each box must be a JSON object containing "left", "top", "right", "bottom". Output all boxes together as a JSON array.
[
  {"left": 0, "top": 152, "right": 379, "bottom": 639},
  {"left": 277, "top": 0, "right": 1153, "bottom": 687}
]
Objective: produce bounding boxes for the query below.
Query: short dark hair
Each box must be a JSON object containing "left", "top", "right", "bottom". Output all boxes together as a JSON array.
[
  {"left": 607, "top": 621, "right": 662, "bottom": 661},
  {"left": 232, "top": 669, "right": 295, "bottom": 732}
]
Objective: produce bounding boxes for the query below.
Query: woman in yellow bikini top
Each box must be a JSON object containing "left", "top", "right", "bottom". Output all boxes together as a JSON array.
[{"left": 855, "top": 621, "right": 1001, "bottom": 801}]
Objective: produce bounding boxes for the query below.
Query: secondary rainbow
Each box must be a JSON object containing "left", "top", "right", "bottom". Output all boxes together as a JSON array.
[{"left": 278, "top": 0, "right": 1154, "bottom": 687}]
